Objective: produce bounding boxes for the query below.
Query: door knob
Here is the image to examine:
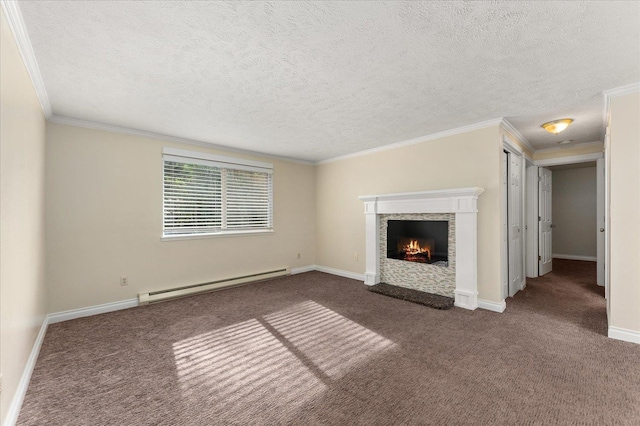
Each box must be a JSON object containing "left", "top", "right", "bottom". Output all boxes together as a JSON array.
[
  {"left": 600, "top": 228, "right": 605, "bottom": 232},
  {"left": 551, "top": 224, "right": 556, "bottom": 228}
]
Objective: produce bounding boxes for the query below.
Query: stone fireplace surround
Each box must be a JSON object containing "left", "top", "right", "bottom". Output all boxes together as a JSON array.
[{"left": 359, "top": 188, "right": 484, "bottom": 310}]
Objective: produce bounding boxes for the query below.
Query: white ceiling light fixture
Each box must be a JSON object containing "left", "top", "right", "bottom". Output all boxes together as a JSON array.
[
  {"left": 542, "top": 118, "right": 574, "bottom": 134},
  {"left": 558, "top": 140, "right": 573, "bottom": 145}
]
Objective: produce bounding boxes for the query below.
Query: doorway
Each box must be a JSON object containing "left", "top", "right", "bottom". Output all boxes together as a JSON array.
[
  {"left": 502, "top": 138, "right": 526, "bottom": 300},
  {"left": 525, "top": 153, "right": 605, "bottom": 290}
]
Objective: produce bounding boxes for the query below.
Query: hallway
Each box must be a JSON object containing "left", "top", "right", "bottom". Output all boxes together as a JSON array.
[{"left": 515, "top": 259, "right": 606, "bottom": 336}]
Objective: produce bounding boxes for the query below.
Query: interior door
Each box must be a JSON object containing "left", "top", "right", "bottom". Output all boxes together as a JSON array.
[
  {"left": 538, "top": 167, "right": 553, "bottom": 276},
  {"left": 596, "top": 158, "right": 605, "bottom": 287},
  {"left": 508, "top": 152, "right": 523, "bottom": 296},
  {"left": 501, "top": 152, "right": 509, "bottom": 299}
]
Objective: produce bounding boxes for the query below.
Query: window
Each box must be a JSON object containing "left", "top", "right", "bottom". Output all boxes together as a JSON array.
[{"left": 162, "top": 148, "right": 273, "bottom": 239}]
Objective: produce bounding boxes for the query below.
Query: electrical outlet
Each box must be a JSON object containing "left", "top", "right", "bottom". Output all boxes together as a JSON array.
[
  {"left": 353, "top": 253, "right": 359, "bottom": 261},
  {"left": 297, "top": 252, "right": 301, "bottom": 259},
  {"left": 120, "top": 276, "right": 128, "bottom": 286}
]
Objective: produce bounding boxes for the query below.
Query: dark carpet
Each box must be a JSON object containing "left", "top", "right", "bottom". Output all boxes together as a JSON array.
[
  {"left": 17, "top": 260, "right": 640, "bottom": 425},
  {"left": 368, "top": 282, "right": 454, "bottom": 309}
]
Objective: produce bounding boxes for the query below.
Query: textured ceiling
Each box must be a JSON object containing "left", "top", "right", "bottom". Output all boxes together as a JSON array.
[{"left": 18, "top": 1, "right": 640, "bottom": 161}]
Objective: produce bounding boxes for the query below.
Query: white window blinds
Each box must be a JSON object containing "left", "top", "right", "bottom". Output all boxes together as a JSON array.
[{"left": 163, "top": 148, "right": 273, "bottom": 237}]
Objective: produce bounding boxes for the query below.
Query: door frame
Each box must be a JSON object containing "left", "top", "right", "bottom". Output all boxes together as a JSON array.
[
  {"left": 596, "top": 157, "right": 605, "bottom": 288},
  {"left": 538, "top": 167, "right": 554, "bottom": 276},
  {"left": 502, "top": 135, "right": 528, "bottom": 300},
  {"left": 530, "top": 152, "right": 605, "bottom": 279},
  {"left": 526, "top": 162, "right": 538, "bottom": 278}
]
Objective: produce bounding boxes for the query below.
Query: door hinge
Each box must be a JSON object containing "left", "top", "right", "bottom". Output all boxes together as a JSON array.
[
  {"left": 538, "top": 216, "right": 541, "bottom": 221},
  {"left": 538, "top": 255, "right": 541, "bottom": 261},
  {"left": 538, "top": 176, "right": 542, "bottom": 182}
]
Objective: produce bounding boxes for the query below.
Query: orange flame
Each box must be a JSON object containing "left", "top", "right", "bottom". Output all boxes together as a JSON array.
[{"left": 403, "top": 239, "right": 431, "bottom": 260}]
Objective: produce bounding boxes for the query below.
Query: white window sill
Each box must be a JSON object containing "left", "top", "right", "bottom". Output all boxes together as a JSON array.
[{"left": 161, "top": 229, "right": 274, "bottom": 241}]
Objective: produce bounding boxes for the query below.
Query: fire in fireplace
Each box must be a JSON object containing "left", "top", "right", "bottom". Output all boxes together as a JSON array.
[{"left": 387, "top": 220, "right": 448, "bottom": 265}]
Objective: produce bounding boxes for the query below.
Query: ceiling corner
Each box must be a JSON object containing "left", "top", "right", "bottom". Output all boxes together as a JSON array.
[
  {"left": 1, "top": 0, "right": 52, "bottom": 118},
  {"left": 500, "top": 118, "right": 536, "bottom": 154}
]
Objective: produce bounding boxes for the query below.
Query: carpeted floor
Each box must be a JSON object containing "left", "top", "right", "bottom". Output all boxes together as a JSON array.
[{"left": 17, "top": 260, "right": 640, "bottom": 425}]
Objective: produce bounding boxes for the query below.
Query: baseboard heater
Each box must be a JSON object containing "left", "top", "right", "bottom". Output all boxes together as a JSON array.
[{"left": 138, "top": 267, "right": 290, "bottom": 305}]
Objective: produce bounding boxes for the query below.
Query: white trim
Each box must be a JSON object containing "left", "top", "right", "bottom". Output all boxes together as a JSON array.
[
  {"left": 317, "top": 118, "right": 503, "bottom": 165},
  {"left": 608, "top": 326, "right": 640, "bottom": 345},
  {"left": 477, "top": 299, "right": 507, "bottom": 313},
  {"left": 534, "top": 141, "right": 604, "bottom": 155},
  {"left": 4, "top": 316, "right": 48, "bottom": 426},
  {"left": 291, "top": 265, "right": 317, "bottom": 275},
  {"left": 602, "top": 82, "right": 640, "bottom": 99},
  {"left": 552, "top": 254, "right": 597, "bottom": 262},
  {"left": 534, "top": 152, "right": 603, "bottom": 167},
  {"left": 161, "top": 229, "right": 274, "bottom": 241},
  {"left": 502, "top": 134, "right": 523, "bottom": 155},
  {"left": 359, "top": 187, "right": 484, "bottom": 205},
  {"left": 602, "top": 83, "right": 640, "bottom": 142},
  {"left": 454, "top": 289, "right": 478, "bottom": 310},
  {"left": 526, "top": 164, "right": 539, "bottom": 278},
  {"left": 601, "top": 93, "right": 610, "bottom": 144},
  {"left": 163, "top": 147, "right": 273, "bottom": 171},
  {"left": 500, "top": 119, "right": 536, "bottom": 155},
  {"left": 360, "top": 188, "right": 483, "bottom": 310},
  {"left": 315, "top": 265, "right": 365, "bottom": 281},
  {"left": 48, "top": 115, "right": 314, "bottom": 166},
  {"left": 501, "top": 147, "right": 526, "bottom": 299},
  {"left": 48, "top": 298, "right": 139, "bottom": 324},
  {"left": 0, "top": 1, "right": 52, "bottom": 118},
  {"left": 596, "top": 158, "right": 605, "bottom": 287}
]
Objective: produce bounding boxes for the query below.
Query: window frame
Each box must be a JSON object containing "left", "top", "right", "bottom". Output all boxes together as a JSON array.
[{"left": 161, "top": 147, "right": 274, "bottom": 241}]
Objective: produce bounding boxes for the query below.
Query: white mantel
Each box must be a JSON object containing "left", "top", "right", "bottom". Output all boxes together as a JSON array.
[{"left": 359, "top": 187, "right": 484, "bottom": 310}]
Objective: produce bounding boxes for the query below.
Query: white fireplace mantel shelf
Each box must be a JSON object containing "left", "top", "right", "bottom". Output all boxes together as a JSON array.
[{"left": 359, "top": 187, "right": 484, "bottom": 310}]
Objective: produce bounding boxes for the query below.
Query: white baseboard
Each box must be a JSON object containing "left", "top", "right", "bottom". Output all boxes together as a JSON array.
[
  {"left": 290, "top": 265, "right": 317, "bottom": 275},
  {"left": 5, "top": 316, "right": 49, "bottom": 426},
  {"left": 553, "top": 254, "right": 597, "bottom": 262},
  {"left": 608, "top": 326, "right": 640, "bottom": 345},
  {"left": 48, "top": 298, "right": 139, "bottom": 324},
  {"left": 477, "top": 299, "right": 506, "bottom": 313},
  {"left": 314, "top": 265, "right": 365, "bottom": 281},
  {"left": 288, "top": 264, "right": 367, "bottom": 281}
]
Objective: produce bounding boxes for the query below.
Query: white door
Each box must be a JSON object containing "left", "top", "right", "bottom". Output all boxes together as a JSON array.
[
  {"left": 539, "top": 167, "right": 553, "bottom": 276},
  {"left": 501, "top": 152, "right": 509, "bottom": 299},
  {"left": 508, "top": 153, "right": 523, "bottom": 296},
  {"left": 596, "top": 158, "right": 605, "bottom": 287}
]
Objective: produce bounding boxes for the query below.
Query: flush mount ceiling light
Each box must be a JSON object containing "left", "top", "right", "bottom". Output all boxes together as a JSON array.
[
  {"left": 559, "top": 140, "right": 573, "bottom": 145},
  {"left": 542, "top": 118, "right": 573, "bottom": 134}
]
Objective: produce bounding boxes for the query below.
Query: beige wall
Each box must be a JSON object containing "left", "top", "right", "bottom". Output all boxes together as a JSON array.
[
  {"left": 552, "top": 167, "right": 597, "bottom": 258},
  {"left": 534, "top": 143, "right": 603, "bottom": 161},
  {"left": 0, "top": 10, "right": 48, "bottom": 424},
  {"left": 316, "top": 126, "right": 503, "bottom": 303},
  {"left": 608, "top": 91, "right": 640, "bottom": 333},
  {"left": 45, "top": 123, "right": 316, "bottom": 313}
]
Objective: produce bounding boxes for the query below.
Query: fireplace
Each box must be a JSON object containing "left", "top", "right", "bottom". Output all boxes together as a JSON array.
[
  {"left": 359, "top": 188, "right": 484, "bottom": 310},
  {"left": 387, "top": 220, "right": 449, "bottom": 265}
]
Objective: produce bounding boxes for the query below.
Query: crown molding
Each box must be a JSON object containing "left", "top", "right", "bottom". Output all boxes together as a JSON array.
[
  {"left": 602, "top": 82, "right": 640, "bottom": 141},
  {"left": 317, "top": 117, "right": 504, "bottom": 165},
  {"left": 601, "top": 91, "right": 610, "bottom": 142},
  {"left": 499, "top": 118, "right": 536, "bottom": 154},
  {"left": 48, "top": 115, "right": 315, "bottom": 166},
  {"left": 1, "top": 0, "right": 52, "bottom": 118},
  {"left": 534, "top": 140, "right": 604, "bottom": 155},
  {"left": 603, "top": 82, "right": 640, "bottom": 99},
  {"left": 534, "top": 152, "right": 603, "bottom": 167}
]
